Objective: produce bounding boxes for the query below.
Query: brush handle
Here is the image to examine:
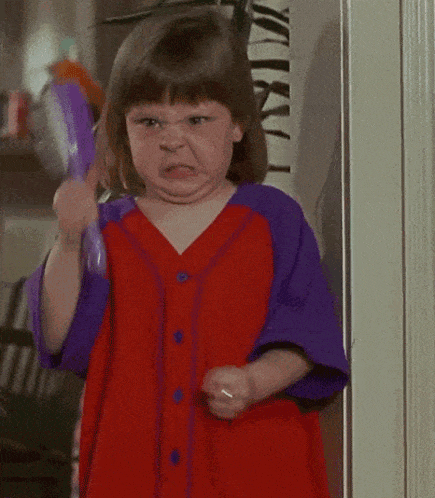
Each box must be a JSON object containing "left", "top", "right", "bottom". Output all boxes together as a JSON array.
[
  {"left": 82, "top": 220, "right": 107, "bottom": 276},
  {"left": 50, "top": 83, "right": 107, "bottom": 276}
]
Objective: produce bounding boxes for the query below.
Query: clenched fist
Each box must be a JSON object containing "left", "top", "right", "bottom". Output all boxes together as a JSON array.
[
  {"left": 201, "top": 366, "right": 257, "bottom": 420},
  {"left": 53, "top": 161, "right": 100, "bottom": 248}
]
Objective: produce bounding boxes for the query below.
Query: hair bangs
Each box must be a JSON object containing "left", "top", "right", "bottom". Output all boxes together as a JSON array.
[
  {"left": 121, "top": 69, "right": 232, "bottom": 110},
  {"left": 120, "top": 22, "right": 234, "bottom": 111}
]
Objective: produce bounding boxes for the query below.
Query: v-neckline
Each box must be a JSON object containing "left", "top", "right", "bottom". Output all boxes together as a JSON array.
[{"left": 133, "top": 185, "right": 239, "bottom": 257}]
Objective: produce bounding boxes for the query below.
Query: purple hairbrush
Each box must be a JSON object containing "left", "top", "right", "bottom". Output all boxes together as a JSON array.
[{"left": 33, "top": 82, "right": 106, "bottom": 276}]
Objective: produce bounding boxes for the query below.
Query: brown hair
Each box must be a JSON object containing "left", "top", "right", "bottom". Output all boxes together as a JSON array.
[{"left": 95, "top": 6, "right": 268, "bottom": 195}]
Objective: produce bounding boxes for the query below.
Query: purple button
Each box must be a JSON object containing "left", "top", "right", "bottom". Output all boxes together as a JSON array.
[
  {"left": 173, "top": 389, "right": 183, "bottom": 403},
  {"left": 176, "top": 272, "right": 189, "bottom": 283},
  {"left": 170, "top": 449, "right": 180, "bottom": 465},
  {"left": 174, "top": 330, "right": 183, "bottom": 344}
]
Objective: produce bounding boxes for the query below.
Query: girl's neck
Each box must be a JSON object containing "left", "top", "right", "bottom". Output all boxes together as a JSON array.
[{"left": 136, "top": 181, "right": 237, "bottom": 214}]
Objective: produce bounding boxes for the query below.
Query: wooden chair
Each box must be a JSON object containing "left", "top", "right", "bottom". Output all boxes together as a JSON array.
[{"left": 0, "top": 278, "right": 83, "bottom": 498}]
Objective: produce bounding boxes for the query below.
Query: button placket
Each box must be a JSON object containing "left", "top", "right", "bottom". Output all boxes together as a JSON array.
[
  {"left": 170, "top": 449, "right": 180, "bottom": 465},
  {"left": 173, "top": 388, "right": 183, "bottom": 404},
  {"left": 174, "top": 273, "right": 188, "bottom": 408},
  {"left": 176, "top": 271, "right": 189, "bottom": 283},
  {"left": 166, "top": 269, "right": 192, "bottom": 482},
  {"left": 174, "top": 330, "right": 183, "bottom": 343}
]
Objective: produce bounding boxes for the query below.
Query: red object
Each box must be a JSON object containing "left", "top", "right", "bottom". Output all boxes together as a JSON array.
[
  {"left": 79, "top": 205, "right": 331, "bottom": 498},
  {"left": 5, "top": 91, "right": 31, "bottom": 138}
]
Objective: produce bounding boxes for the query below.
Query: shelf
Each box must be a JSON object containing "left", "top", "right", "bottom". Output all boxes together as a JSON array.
[
  {"left": 0, "top": 138, "right": 34, "bottom": 157},
  {"left": 0, "top": 168, "right": 60, "bottom": 205},
  {"left": 0, "top": 138, "right": 43, "bottom": 173},
  {"left": 0, "top": 327, "right": 35, "bottom": 347},
  {"left": 0, "top": 137, "right": 60, "bottom": 204}
]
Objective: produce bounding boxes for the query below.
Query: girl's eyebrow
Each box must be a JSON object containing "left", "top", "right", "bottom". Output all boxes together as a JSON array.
[
  {"left": 129, "top": 102, "right": 216, "bottom": 114},
  {"left": 128, "top": 109, "right": 215, "bottom": 121}
]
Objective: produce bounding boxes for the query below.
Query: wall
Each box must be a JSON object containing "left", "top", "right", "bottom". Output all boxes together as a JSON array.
[
  {"left": 0, "top": 0, "right": 26, "bottom": 92},
  {"left": 288, "top": 3, "right": 343, "bottom": 497},
  {"left": 0, "top": 206, "right": 57, "bottom": 324},
  {"left": 21, "top": 0, "right": 95, "bottom": 99},
  {"left": 289, "top": 0, "right": 341, "bottom": 252}
]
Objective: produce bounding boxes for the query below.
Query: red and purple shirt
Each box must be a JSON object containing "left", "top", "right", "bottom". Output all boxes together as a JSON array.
[{"left": 26, "top": 183, "right": 349, "bottom": 498}]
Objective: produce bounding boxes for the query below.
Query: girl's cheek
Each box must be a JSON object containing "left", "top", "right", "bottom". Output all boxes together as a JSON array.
[
  {"left": 189, "top": 133, "right": 217, "bottom": 151},
  {"left": 133, "top": 137, "right": 159, "bottom": 152}
]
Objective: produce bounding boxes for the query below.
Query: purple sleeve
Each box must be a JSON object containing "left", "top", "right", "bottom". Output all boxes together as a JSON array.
[
  {"left": 243, "top": 187, "right": 349, "bottom": 400},
  {"left": 25, "top": 196, "right": 134, "bottom": 379},
  {"left": 25, "top": 252, "right": 110, "bottom": 379}
]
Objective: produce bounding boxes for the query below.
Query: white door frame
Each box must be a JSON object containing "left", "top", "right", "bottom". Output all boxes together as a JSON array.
[
  {"left": 402, "top": 0, "right": 435, "bottom": 495},
  {"left": 342, "top": 0, "right": 435, "bottom": 496}
]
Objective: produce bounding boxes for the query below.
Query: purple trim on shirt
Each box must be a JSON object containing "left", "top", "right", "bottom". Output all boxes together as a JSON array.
[
  {"left": 229, "top": 183, "right": 349, "bottom": 400},
  {"left": 25, "top": 258, "right": 56, "bottom": 368},
  {"left": 98, "top": 195, "right": 136, "bottom": 231},
  {"left": 24, "top": 253, "right": 110, "bottom": 379}
]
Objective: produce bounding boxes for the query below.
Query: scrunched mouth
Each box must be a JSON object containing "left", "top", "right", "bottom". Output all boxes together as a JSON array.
[
  {"left": 162, "top": 164, "right": 197, "bottom": 178},
  {"left": 164, "top": 164, "right": 194, "bottom": 171}
]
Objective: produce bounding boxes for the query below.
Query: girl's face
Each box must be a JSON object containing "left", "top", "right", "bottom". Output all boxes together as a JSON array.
[{"left": 125, "top": 98, "right": 243, "bottom": 205}]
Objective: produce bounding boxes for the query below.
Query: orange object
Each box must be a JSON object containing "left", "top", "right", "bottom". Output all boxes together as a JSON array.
[{"left": 49, "top": 59, "right": 106, "bottom": 113}]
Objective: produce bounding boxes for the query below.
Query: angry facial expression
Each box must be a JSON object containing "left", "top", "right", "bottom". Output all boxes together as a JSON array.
[{"left": 125, "top": 98, "right": 244, "bottom": 205}]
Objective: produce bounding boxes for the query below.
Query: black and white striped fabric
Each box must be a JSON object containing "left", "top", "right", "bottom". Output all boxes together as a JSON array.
[
  {"left": 0, "top": 279, "right": 66, "bottom": 403},
  {"left": 248, "top": 0, "right": 290, "bottom": 173},
  {"left": 0, "top": 279, "right": 29, "bottom": 331}
]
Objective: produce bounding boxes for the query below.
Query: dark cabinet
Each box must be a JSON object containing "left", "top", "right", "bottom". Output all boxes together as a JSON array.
[{"left": 95, "top": 0, "right": 165, "bottom": 89}]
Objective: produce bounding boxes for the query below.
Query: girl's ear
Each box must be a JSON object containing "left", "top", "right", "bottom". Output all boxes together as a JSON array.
[{"left": 232, "top": 121, "right": 244, "bottom": 143}]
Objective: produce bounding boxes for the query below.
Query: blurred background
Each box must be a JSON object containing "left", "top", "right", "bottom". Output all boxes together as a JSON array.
[{"left": 0, "top": 0, "right": 344, "bottom": 496}]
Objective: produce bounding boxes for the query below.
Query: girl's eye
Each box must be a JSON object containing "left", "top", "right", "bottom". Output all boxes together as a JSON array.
[
  {"left": 189, "top": 116, "right": 209, "bottom": 125},
  {"left": 134, "top": 118, "right": 160, "bottom": 128}
]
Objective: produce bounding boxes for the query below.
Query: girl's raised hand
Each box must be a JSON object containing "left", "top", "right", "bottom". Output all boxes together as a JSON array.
[
  {"left": 53, "top": 163, "right": 100, "bottom": 248},
  {"left": 201, "top": 366, "right": 257, "bottom": 420}
]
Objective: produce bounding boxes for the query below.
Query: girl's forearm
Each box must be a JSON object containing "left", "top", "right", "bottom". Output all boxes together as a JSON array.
[
  {"left": 41, "top": 236, "right": 83, "bottom": 354},
  {"left": 242, "top": 348, "right": 314, "bottom": 403}
]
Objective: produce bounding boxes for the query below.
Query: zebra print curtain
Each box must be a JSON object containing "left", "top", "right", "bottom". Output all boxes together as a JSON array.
[{"left": 248, "top": 0, "right": 289, "bottom": 173}]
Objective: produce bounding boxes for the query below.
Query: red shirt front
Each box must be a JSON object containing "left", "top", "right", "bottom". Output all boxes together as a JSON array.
[{"left": 80, "top": 203, "right": 330, "bottom": 497}]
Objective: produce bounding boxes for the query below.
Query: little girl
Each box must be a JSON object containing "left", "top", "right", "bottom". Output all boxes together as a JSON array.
[{"left": 26, "top": 7, "right": 349, "bottom": 497}]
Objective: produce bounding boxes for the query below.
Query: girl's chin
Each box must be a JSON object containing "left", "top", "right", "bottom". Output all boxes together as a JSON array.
[
  {"left": 148, "top": 180, "right": 223, "bottom": 204},
  {"left": 152, "top": 183, "right": 208, "bottom": 203}
]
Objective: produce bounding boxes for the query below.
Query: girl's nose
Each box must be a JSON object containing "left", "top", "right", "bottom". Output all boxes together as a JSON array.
[
  {"left": 160, "top": 141, "right": 184, "bottom": 152},
  {"left": 159, "top": 125, "right": 185, "bottom": 151}
]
